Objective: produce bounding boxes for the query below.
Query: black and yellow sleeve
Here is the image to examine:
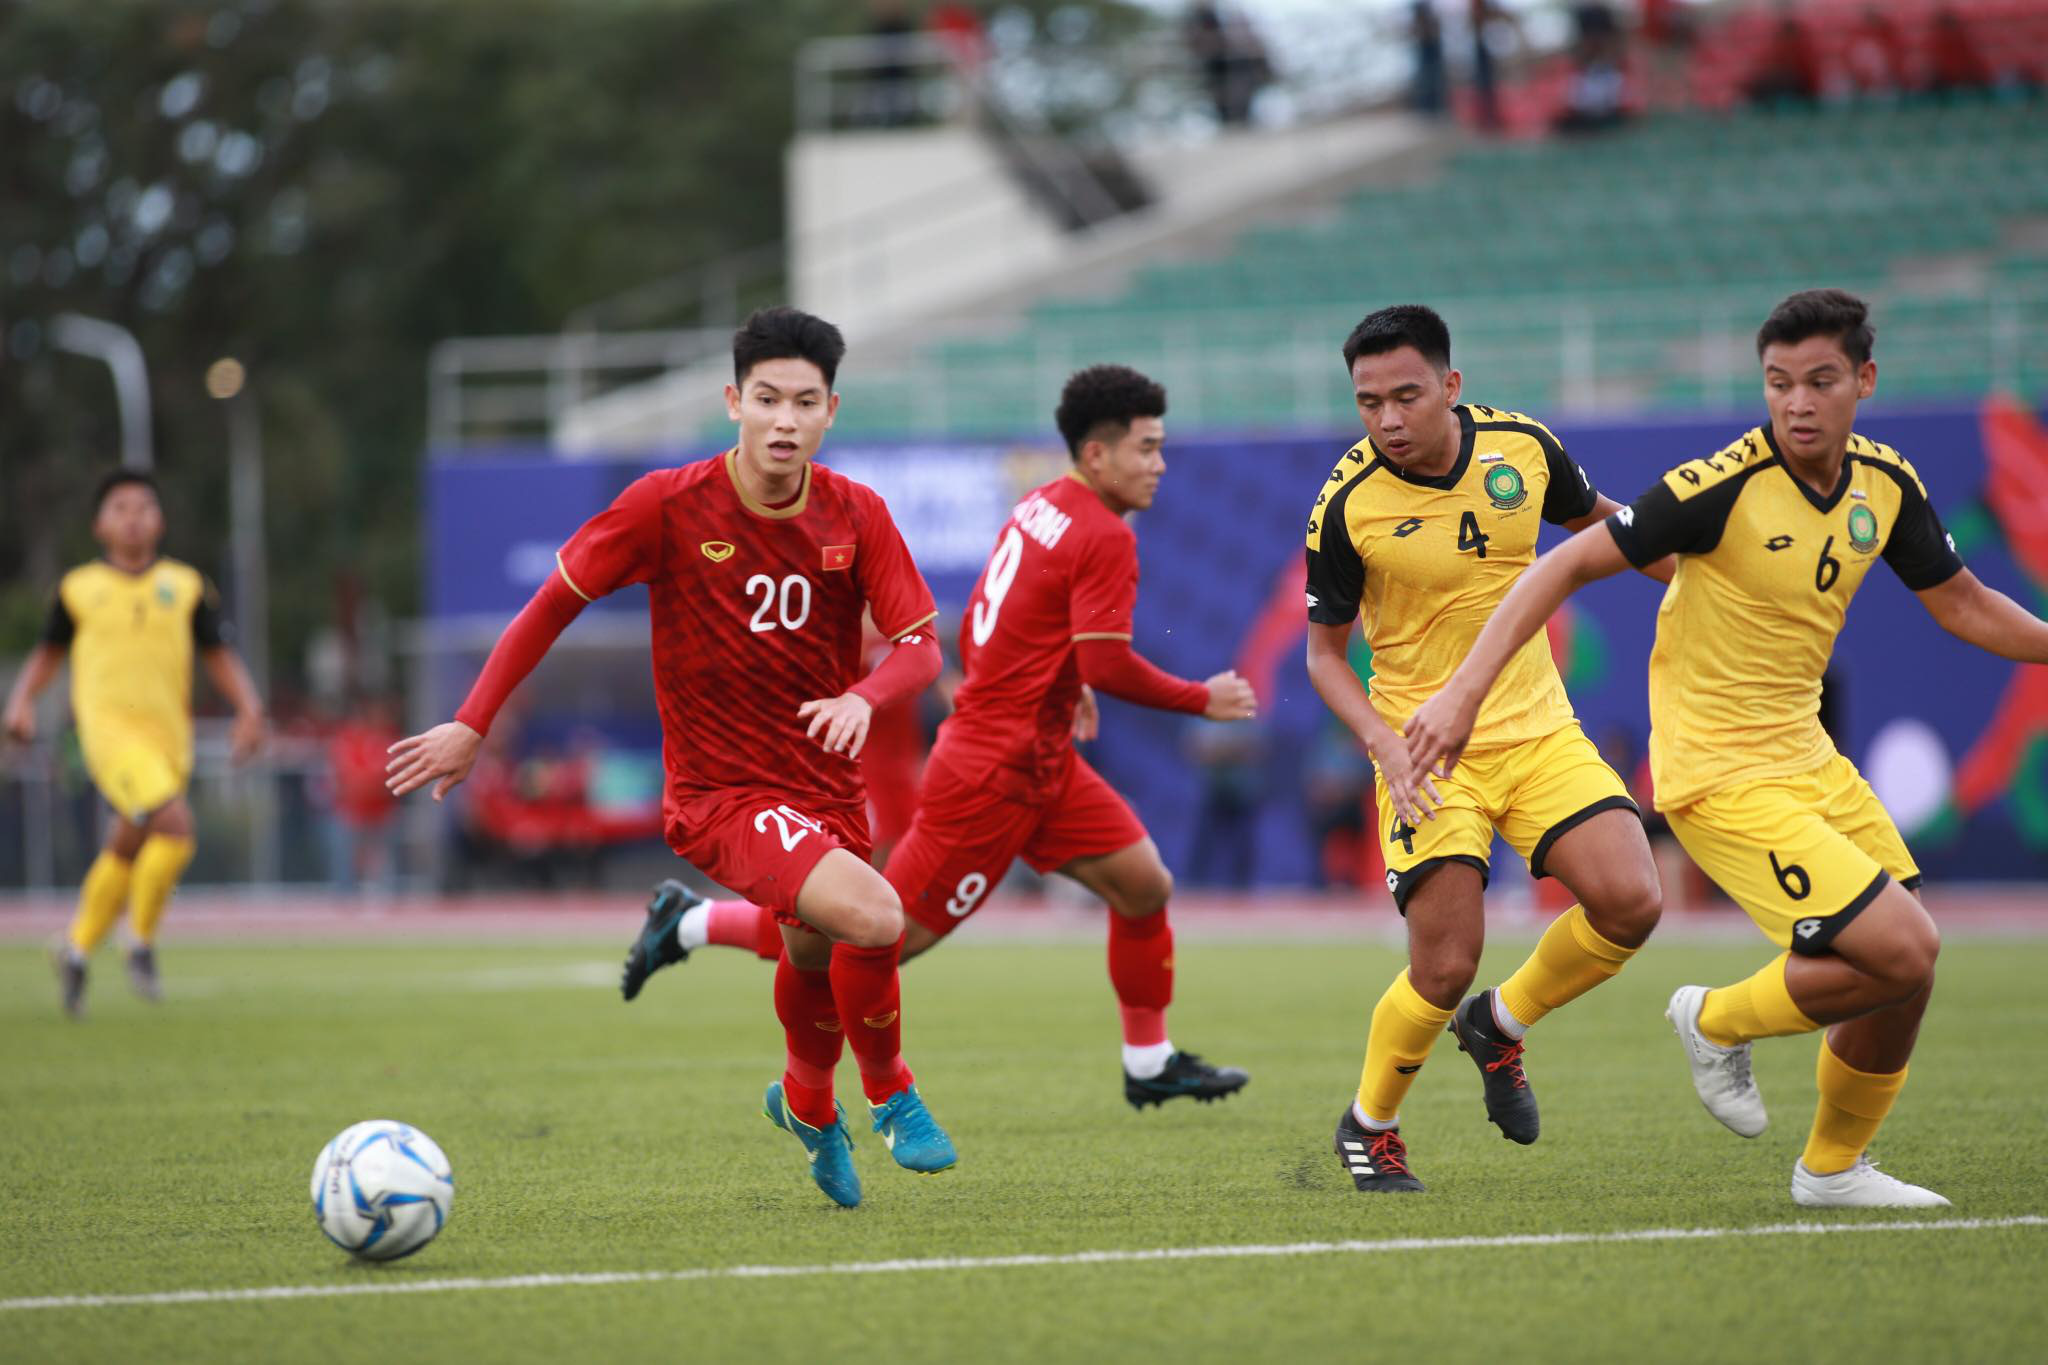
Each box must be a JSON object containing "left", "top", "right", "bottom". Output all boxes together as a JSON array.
[
  {"left": 1305, "top": 467, "right": 1370, "bottom": 626},
  {"left": 1606, "top": 467, "right": 1750, "bottom": 567},
  {"left": 192, "top": 577, "right": 232, "bottom": 648},
  {"left": 40, "top": 593, "right": 75, "bottom": 648},
  {"left": 1537, "top": 433, "right": 1599, "bottom": 525},
  {"left": 1877, "top": 472, "right": 1965, "bottom": 591}
]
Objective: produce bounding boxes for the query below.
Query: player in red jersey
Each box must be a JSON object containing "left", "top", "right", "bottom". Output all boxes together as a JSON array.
[
  {"left": 626, "top": 365, "right": 1261, "bottom": 1109},
  {"left": 386, "top": 308, "right": 955, "bottom": 1208}
]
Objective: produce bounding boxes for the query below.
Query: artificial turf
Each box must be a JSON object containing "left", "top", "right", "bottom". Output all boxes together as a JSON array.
[{"left": 3, "top": 929, "right": 2044, "bottom": 1363}]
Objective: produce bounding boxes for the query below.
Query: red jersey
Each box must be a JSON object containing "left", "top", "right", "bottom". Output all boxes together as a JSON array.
[
  {"left": 555, "top": 450, "right": 937, "bottom": 834},
  {"left": 932, "top": 473, "right": 1138, "bottom": 794}
]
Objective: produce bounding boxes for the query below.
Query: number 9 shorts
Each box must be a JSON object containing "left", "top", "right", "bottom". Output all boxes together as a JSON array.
[
  {"left": 1664, "top": 753, "right": 1921, "bottom": 954},
  {"left": 887, "top": 752, "right": 1149, "bottom": 940}
]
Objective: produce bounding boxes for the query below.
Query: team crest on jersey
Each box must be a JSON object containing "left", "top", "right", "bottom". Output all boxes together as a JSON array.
[
  {"left": 700, "top": 541, "right": 735, "bottom": 562},
  {"left": 1483, "top": 464, "right": 1527, "bottom": 511},
  {"left": 822, "top": 544, "right": 855, "bottom": 572},
  {"left": 154, "top": 578, "right": 177, "bottom": 606},
  {"left": 1847, "top": 504, "right": 1880, "bottom": 554}
]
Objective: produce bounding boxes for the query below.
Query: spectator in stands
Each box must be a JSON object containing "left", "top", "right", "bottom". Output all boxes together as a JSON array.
[
  {"left": 861, "top": 0, "right": 921, "bottom": 128},
  {"left": 1554, "top": 1, "right": 1630, "bottom": 133},
  {"left": 1184, "top": 717, "right": 1263, "bottom": 889},
  {"left": 1747, "top": 8, "right": 1823, "bottom": 107},
  {"left": 1467, "top": 0, "right": 1511, "bottom": 131},
  {"left": 928, "top": 0, "right": 987, "bottom": 77},
  {"left": 1928, "top": 5, "right": 1994, "bottom": 96},
  {"left": 325, "top": 694, "right": 401, "bottom": 894},
  {"left": 1185, "top": 2, "right": 1271, "bottom": 126},
  {"left": 1844, "top": 6, "right": 1908, "bottom": 98},
  {"left": 1410, "top": 0, "right": 1449, "bottom": 117}
]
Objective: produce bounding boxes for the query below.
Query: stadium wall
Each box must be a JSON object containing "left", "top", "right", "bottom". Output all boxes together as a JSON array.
[{"left": 428, "top": 397, "right": 2048, "bottom": 887}]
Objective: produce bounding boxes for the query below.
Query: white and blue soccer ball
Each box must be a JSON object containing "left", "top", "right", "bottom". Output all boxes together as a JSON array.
[{"left": 310, "top": 1120, "right": 455, "bottom": 1261}]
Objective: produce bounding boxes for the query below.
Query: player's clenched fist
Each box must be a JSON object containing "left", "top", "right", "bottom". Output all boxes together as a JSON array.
[
  {"left": 798, "top": 692, "right": 874, "bottom": 758},
  {"left": 1202, "top": 669, "right": 1258, "bottom": 723},
  {"left": 386, "top": 720, "right": 483, "bottom": 801}
]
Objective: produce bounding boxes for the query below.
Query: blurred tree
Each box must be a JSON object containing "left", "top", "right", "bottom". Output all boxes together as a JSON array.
[{"left": 0, "top": 0, "right": 852, "bottom": 695}]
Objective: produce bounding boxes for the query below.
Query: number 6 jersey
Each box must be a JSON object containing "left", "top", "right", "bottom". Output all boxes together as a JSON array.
[
  {"left": 1605, "top": 424, "right": 1963, "bottom": 811},
  {"left": 554, "top": 450, "right": 936, "bottom": 815}
]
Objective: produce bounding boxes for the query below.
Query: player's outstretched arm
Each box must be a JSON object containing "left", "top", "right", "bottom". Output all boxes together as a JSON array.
[
  {"left": 1406, "top": 521, "right": 1633, "bottom": 778},
  {"left": 1915, "top": 568, "right": 2048, "bottom": 663},
  {"left": 1305, "top": 621, "right": 1439, "bottom": 825},
  {"left": 387, "top": 572, "right": 588, "bottom": 800},
  {"left": 2, "top": 644, "right": 65, "bottom": 744},
  {"left": 200, "top": 646, "right": 268, "bottom": 762},
  {"left": 1073, "top": 638, "right": 1254, "bottom": 720},
  {"left": 1564, "top": 495, "right": 1676, "bottom": 584}
]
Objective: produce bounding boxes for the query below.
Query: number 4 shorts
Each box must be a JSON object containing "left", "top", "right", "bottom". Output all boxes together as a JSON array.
[
  {"left": 1663, "top": 752, "right": 1920, "bottom": 955},
  {"left": 668, "top": 787, "right": 873, "bottom": 928}
]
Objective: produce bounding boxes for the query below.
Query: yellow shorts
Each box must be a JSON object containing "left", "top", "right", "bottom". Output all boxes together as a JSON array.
[
  {"left": 1375, "top": 722, "right": 1637, "bottom": 913},
  {"left": 86, "top": 742, "right": 189, "bottom": 824},
  {"left": 1665, "top": 753, "right": 1918, "bottom": 955}
]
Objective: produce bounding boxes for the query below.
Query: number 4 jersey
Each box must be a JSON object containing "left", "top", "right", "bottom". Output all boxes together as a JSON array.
[
  {"left": 1305, "top": 404, "right": 1601, "bottom": 749},
  {"left": 554, "top": 450, "right": 937, "bottom": 820},
  {"left": 1605, "top": 424, "right": 1962, "bottom": 811}
]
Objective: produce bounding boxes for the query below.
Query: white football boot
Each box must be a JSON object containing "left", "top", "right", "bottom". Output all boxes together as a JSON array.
[
  {"left": 1666, "top": 984, "right": 1768, "bottom": 1137},
  {"left": 1791, "top": 1156, "right": 1950, "bottom": 1208}
]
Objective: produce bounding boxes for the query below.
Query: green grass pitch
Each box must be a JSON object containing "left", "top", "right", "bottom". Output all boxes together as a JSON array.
[{"left": 3, "top": 929, "right": 2045, "bottom": 1363}]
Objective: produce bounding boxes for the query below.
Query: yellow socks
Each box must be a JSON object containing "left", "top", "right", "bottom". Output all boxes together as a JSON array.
[
  {"left": 1802, "top": 1036, "right": 1907, "bottom": 1175},
  {"left": 67, "top": 851, "right": 134, "bottom": 955},
  {"left": 1496, "top": 904, "right": 1637, "bottom": 1031},
  {"left": 1356, "top": 969, "right": 1456, "bottom": 1125},
  {"left": 1697, "top": 951, "right": 1818, "bottom": 1048},
  {"left": 128, "top": 835, "right": 195, "bottom": 945}
]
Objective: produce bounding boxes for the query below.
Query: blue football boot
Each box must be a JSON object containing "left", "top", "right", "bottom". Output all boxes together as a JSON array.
[
  {"left": 869, "top": 1085, "right": 958, "bottom": 1174},
  {"left": 763, "top": 1081, "right": 861, "bottom": 1208}
]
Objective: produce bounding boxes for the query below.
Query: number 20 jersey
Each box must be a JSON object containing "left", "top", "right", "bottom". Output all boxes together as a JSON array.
[
  {"left": 1305, "top": 404, "right": 1601, "bottom": 749},
  {"left": 554, "top": 450, "right": 937, "bottom": 828},
  {"left": 1606, "top": 424, "right": 1962, "bottom": 811},
  {"left": 932, "top": 472, "right": 1140, "bottom": 796}
]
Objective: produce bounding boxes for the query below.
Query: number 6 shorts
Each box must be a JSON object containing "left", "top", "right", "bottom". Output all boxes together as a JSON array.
[
  {"left": 1375, "top": 721, "right": 1638, "bottom": 914},
  {"left": 669, "top": 787, "right": 873, "bottom": 929},
  {"left": 1663, "top": 753, "right": 1920, "bottom": 955},
  {"left": 887, "top": 752, "right": 1149, "bottom": 940}
]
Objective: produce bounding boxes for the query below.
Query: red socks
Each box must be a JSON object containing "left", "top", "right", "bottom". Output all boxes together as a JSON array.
[
  {"left": 831, "top": 939, "right": 915, "bottom": 1104},
  {"left": 707, "top": 900, "right": 784, "bottom": 960},
  {"left": 773, "top": 956, "right": 843, "bottom": 1129},
  {"left": 1108, "top": 908, "right": 1173, "bottom": 1046}
]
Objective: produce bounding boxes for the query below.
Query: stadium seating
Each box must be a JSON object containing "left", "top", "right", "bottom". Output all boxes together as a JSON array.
[{"left": 827, "top": 94, "right": 2048, "bottom": 438}]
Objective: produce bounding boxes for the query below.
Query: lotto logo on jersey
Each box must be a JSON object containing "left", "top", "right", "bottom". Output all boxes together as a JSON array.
[{"left": 822, "top": 544, "right": 855, "bottom": 572}]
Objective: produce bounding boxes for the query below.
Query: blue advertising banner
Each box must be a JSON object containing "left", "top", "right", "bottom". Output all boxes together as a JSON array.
[{"left": 426, "top": 398, "right": 2048, "bottom": 886}]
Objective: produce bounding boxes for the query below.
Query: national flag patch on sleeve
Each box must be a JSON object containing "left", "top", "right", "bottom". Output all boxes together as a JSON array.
[{"left": 822, "top": 544, "right": 856, "bottom": 572}]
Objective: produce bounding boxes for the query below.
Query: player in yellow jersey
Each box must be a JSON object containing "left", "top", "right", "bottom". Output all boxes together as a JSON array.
[
  {"left": 1305, "top": 305, "right": 1672, "bottom": 1192},
  {"left": 4, "top": 471, "right": 266, "bottom": 1017},
  {"left": 1407, "top": 289, "right": 2048, "bottom": 1206}
]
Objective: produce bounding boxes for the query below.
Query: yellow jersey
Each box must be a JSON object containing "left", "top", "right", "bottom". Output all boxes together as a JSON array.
[
  {"left": 1306, "top": 404, "right": 1601, "bottom": 749},
  {"left": 1606, "top": 425, "right": 1963, "bottom": 811},
  {"left": 42, "top": 558, "right": 226, "bottom": 771}
]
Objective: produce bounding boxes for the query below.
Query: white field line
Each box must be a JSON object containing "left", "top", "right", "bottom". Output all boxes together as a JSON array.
[{"left": 4, "top": 1216, "right": 2042, "bottom": 1314}]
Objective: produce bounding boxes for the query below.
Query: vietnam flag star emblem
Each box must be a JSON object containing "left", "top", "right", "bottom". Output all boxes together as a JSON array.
[{"left": 822, "top": 544, "right": 855, "bottom": 572}]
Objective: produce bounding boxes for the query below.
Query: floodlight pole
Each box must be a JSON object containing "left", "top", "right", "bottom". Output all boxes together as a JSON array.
[
  {"left": 50, "top": 314, "right": 153, "bottom": 470},
  {"left": 225, "top": 387, "right": 278, "bottom": 885}
]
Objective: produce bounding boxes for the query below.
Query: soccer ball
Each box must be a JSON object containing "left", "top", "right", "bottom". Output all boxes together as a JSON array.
[{"left": 310, "top": 1120, "right": 455, "bottom": 1261}]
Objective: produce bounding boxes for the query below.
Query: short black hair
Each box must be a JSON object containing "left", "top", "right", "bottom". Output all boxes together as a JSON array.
[
  {"left": 93, "top": 468, "right": 160, "bottom": 516},
  {"left": 732, "top": 306, "right": 846, "bottom": 389},
  {"left": 1055, "top": 364, "right": 1167, "bottom": 460},
  {"left": 1756, "top": 289, "right": 1875, "bottom": 367},
  {"left": 1342, "top": 304, "right": 1452, "bottom": 372}
]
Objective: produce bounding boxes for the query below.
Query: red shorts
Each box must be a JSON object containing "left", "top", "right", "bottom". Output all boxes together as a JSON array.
[
  {"left": 887, "top": 753, "right": 1148, "bottom": 939},
  {"left": 669, "top": 787, "right": 872, "bottom": 927}
]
